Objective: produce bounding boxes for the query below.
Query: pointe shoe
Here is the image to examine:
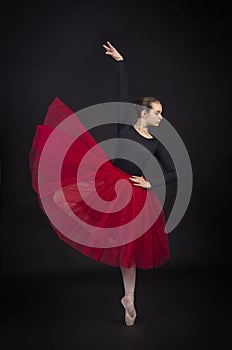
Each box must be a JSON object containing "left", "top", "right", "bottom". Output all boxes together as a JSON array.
[{"left": 121, "top": 295, "right": 137, "bottom": 326}]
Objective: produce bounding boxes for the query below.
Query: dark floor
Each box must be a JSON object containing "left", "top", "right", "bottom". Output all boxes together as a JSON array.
[{"left": 0, "top": 268, "right": 231, "bottom": 350}]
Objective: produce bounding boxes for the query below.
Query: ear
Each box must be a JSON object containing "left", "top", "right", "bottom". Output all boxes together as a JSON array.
[{"left": 141, "top": 109, "right": 147, "bottom": 119}]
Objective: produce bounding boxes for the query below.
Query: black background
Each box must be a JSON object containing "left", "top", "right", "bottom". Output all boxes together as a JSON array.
[{"left": 0, "top": 0, "right": 231, "bottom": 349}]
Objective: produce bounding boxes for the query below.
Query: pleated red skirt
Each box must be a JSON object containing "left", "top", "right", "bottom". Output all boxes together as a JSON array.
[{"left": 29, "top": 97, "right": 170, "bottom": 270}]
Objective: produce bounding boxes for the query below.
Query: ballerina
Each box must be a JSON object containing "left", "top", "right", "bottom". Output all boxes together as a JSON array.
[
  {"left": 29, "top": 41, "right": 177, "bottom": 327},
  {"left": 102, "top": 41, "right": 176, "bottom": 325}
]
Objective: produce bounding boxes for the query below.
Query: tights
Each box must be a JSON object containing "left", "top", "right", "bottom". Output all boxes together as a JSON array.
[
  {"left": 120, "top": 266, "right": 136, "bottom": 293},
  {"left": 120, "top": 266, "right": 136, "bottom": 317}
]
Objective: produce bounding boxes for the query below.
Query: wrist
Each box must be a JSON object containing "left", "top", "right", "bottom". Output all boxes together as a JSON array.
[
  {"left": 115, "top": 56, "right": 124, "bottom": 61},
  {"left": 146, "top": 181, "right": 151, "bottom": 189}
]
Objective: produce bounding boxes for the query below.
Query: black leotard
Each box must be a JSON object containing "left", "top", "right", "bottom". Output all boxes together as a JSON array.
[{"left": 113, "top": 60, "right": 177, "bottom": 188}]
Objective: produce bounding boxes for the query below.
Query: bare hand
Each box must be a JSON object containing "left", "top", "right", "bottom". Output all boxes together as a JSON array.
[
  {"left": 129, "top": 176, "right": 151, "bottom": 189},
  {"left": 102, "top": 41, "right": 124, "bottom": 61}
]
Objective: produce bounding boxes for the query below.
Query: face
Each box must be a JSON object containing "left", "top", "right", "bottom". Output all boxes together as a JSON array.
[{"left": 143, "top": 102, "right": 163, "bottom": 127}]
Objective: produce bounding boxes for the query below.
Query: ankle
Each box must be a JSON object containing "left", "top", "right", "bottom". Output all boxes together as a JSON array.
[{"left": 125, "top": 291, "right": 134, "bottom": 300}]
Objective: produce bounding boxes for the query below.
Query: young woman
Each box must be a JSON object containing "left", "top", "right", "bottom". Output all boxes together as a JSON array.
[
  {"left": 102, "top": 41, "right": 177, "bottom": 326},
  {"left": 29, "top": 41, "right": 177, "bottom": 326}
]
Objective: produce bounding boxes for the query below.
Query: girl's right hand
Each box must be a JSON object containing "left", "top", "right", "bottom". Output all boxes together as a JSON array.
[{"left": 102, "top": 41, "right": 124, "bottom": 61}]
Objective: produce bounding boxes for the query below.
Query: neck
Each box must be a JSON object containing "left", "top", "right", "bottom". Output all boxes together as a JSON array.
[{"left": 133, "top": 119, "right": 148, "bottom": 131}]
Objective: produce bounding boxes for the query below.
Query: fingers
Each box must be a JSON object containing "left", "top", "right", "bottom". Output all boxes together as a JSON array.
[
  {"left": 102, "top": 44, "right": 110, "bottom": 50},
  {"left": 129, "top": 179, "right": 138, "bottom": 183},
  {"left": 102, "top": 43, "right": 113, "bottom": 56},
  {"left": 129, "top": 175, "right": 147, "bottom": 188},
  {"left": 129, "top": 176, "right": 142, "bottom": 184},
  {"left": 130, "top": 175, "right": 143, "bottom": 180},
  {"left": 102, "top": 41, "right": 115, "bottom": 51},
  {"left": 107, "top": 41, "right": 114, "bottom": 48},
  {"left": 129, "top": 176, "right": 139, "bottom": 181}
]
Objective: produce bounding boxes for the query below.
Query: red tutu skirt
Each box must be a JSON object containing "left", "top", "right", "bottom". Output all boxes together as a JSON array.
[{"left": 29, "top": 97, "right": 170, "bottom": 270}]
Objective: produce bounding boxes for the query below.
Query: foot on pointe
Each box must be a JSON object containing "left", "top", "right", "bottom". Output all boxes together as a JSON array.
[{"left": 121, "top": 291, "right": 137, "bottom": 323}]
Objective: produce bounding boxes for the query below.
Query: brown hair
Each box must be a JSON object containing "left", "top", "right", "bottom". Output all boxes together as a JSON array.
[{"left": 133, "top": 96, "right": 162, "bottom": 117}]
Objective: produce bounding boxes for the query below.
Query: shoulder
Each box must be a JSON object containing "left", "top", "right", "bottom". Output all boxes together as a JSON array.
[{"left": 118, "top": 124, "right": 131, "bottom": 135}]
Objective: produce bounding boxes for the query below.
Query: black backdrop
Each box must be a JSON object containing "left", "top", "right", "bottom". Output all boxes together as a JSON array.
[
  {"left": 0, "top": 0, "right": 231, "bottom": 275},
  {"left": 1, "top": 1, "right": 232, "bottom": 349}
]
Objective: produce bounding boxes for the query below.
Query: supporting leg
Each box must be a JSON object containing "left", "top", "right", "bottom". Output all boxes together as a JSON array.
[
  {"left": 120, "top": 266, "right": 137, "bottom": 325},
  {"left": 120, "top": 266, "right": 136, "bottom": 295}
]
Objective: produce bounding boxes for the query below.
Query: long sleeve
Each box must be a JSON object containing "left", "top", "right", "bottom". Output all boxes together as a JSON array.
[
  {"left": 118, "top": 60, "right": 129, "bottom": 102},
  {"left": 117, "top": 60, "right": 132, "bottom": 132},
  {"left": 149, "top": 140, "right": 177, "bottom": 188},
  {"left": 115, "top": 60, "right": 177, "bottom": 189}
]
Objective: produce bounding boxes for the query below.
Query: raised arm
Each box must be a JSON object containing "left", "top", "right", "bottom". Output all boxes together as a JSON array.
[
  {"left": 118, "top": 60, "right": 129, "bottom": 102},
  {"left": 102, "top": 41, "right": 130, "bottom": 123},
  {"left": 102, "top": 40, "right": 129, "bottom": 100}
]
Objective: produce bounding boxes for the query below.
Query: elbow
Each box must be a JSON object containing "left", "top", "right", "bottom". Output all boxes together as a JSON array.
[
  {"left": 173, "top": 170, "right": 178, "bottom": 182},
  {"left": 169, "top": 170, "right": 178, "bottom": 183}
]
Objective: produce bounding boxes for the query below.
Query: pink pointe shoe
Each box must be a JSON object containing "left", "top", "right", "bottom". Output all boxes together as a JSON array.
[{"left": 120, "top": 291, "right": 137, "bottom": 326}]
